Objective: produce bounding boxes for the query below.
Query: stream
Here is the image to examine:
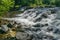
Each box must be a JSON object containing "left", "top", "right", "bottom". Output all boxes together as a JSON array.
[{"left": 2, "top": 7, "right": 60, "bottom": 40}]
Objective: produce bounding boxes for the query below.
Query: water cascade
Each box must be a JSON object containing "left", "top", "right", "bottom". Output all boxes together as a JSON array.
[{"left": 2, "top": 7, "right": 60, "bottom": 40}]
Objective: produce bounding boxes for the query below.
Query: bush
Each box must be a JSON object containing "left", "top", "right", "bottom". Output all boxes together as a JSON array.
[{"left": 0, "top": 0, "right": 14, "bottom": 16}]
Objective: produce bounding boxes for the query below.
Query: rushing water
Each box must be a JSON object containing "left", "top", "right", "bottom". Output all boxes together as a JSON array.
[{"left": 2, "top": 7, "right": 60, "bottom": 40}]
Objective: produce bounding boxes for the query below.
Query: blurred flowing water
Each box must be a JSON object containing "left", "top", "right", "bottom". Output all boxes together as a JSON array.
[{"left": 2, "top": 7, "right": 60, "bottom": 40}]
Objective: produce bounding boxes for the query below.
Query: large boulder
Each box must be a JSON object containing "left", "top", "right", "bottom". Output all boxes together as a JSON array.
[
  {"left": 1, "top": 25, "right": 9, "bottom": 32},
  {"left": 16, "top": 32, "right": 31, "bottom": 40}
]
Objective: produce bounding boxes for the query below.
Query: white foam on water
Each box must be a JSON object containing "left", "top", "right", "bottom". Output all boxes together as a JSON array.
[{"left": 2, "top": 7, "right": 60, "bottom": 40}]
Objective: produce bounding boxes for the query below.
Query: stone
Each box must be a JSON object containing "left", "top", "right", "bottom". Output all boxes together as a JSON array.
[
  {"left": 1, "top": 25, "right": 9, "bottom": 32},
  {"left": 54, "top": 29, "right": 60, "bottom": 34},
  {"left": 44, "top": 24, "right": 48, "bottom": 26},
  {"left": 41, "top": 13, "right": 48, "bottom": 18},
  {"left": 47, "top": 27, "right": 53, "bottom": 32},
  {"left": 33, "top": 23, "right": 40, "bottom": 27},
  {"left": 7, "top": 23, "right": 13, "bottom": 28},
  {"left": 16, "top": 32, "right": 30, "bottom": 40},
  {"left": 51, "top": 9, "right": 56, "bottom": 13}
]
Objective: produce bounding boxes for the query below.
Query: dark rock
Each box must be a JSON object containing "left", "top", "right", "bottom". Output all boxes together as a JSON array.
[
  {"left": 33, "top": 23, "right": 44, "bottom": 27},
  {"left": 44, "top": 24, "right": 48, "bottom": 26},
  {"left": 33, "top": 23, "right": 40, "bottom": 27},
  {"left": 7, "top": 23, "right": 13, "bottom": 28},
  {"left": 0, "top": 29, "right": 6, "bottom": 34},
  {"left": 41, "top": 13, "right": 48, "bottom": 18},
  {"left": 54, "top": 29, "right": 60, "bottom": 34},
  {"left": 31, "top": 28, "right": 41, "bottom": 32},
  {"left": 42, "top": 35, "right": 48, "bottom": 39},
  {"left": 35, "top": 17, "right": 42, "bottom": 22},
  {"left": 51, "top": 10, "right": 56, "bottom": 13},
  {"left": 47, "top": 27, "right": 53, "bottom": 32},
  {"left": 35, "top": 12, "right": 41, "bottom": 17}
]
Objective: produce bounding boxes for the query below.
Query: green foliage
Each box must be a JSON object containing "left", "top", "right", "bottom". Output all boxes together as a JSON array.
[
  {"left": 42, "top": 0, "right": 50, "bottom": 5},
  {"left": 55, "top": 0, "right": 60, "bottom": 6},
  {"left": 0, "top": 0, "right": 14, "bottom": 11},
  {"left": 0, "top": 0, "right": 14, "bottom": 16},
  {"left": 50, "top": 0, "right": 55, "bottom": 5},
  {"left": 14, "top": 0, "right": 60, "bottom": 7},
  {"left": 0, "top": 0, "right": 60, "bottom": 16}
]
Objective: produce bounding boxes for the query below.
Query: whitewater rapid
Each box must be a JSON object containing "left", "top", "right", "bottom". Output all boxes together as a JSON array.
[{"left": 2, "top": 7, "right": 60, "bottom": 40}]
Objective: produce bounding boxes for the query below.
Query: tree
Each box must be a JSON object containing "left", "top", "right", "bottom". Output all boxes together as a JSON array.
[
  {"left": 42, "top": 0, "right": 50, "bottom": 5},
  {"left": 55, "top": 0, "right": 60, "bottom": 6}
]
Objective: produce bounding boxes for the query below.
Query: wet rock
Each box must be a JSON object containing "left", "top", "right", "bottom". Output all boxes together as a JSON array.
[
  {"left": 54, "top": 29, "right": 60, "bottom": 34},
  {"left": 16, "top": 32, "right": 30, "bottom": 40},
  {"left": 33, "top": 23, "right": 44, "bottom": 27},
  {"left": 47, "top": 27, "right": 53, "bottom": 32},
  {"left": 33, "top": 23, "right": 40, "bottom": 27},
  {"left": 7, "top": 23, "right": 13, "bottom": 28},
  {"left": 1, "top": 25, "right": 9, "bottom": 32},
  {"left": 43, "top": 35, "right": 47, "bottom": 39},
  {"left": 35, "top": 17, "right": 42, "bottom": 22},
  {"left": 35, "top": 12, "right": 41, "bottom": 17},
  {"left": 31, "top": 28, "right": 41, "bottom": 32},
  {"left": 44, "top": 24, "right": 48, "bottom": 26},
  {"left": 51, "top": 9, "right": 56, "bottom": 13},
  {"left": 0, "top": 29, "right": 6, "bottom": 34},
  {"left": 41, "top": 13, "right": 48, "bottom": 18}
]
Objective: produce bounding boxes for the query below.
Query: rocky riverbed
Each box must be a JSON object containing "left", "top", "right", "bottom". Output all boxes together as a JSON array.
[{"left": 0, "top": 7, "right": 60, "bottom": 40}]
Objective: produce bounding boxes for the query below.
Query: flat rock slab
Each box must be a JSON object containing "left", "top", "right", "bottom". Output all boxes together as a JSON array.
[{"left": 16, "top": 32, "right": 30, "bottom": 40}]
